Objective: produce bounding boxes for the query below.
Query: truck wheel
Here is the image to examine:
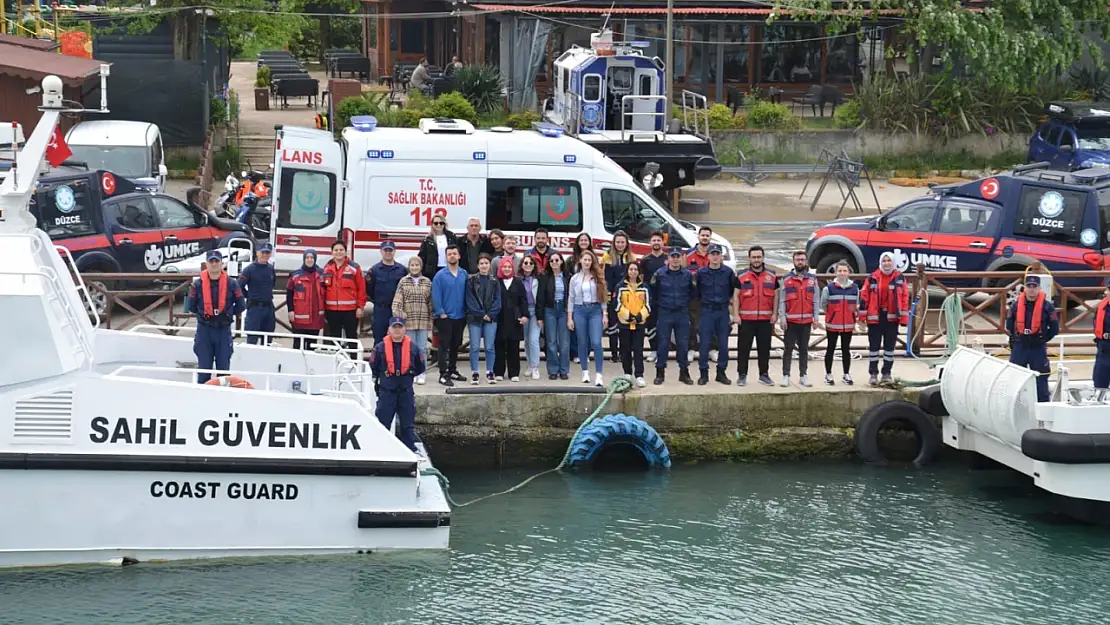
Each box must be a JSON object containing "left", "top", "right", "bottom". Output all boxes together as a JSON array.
[
  {"left": 988, "top": 270, "right": 1026, "bottom": 311},
  {"left": 81, "top": 269, "right": 115, "bottom": 320},
  {"left": 815, "top": 249, "right": 857, "bottom": 275}
]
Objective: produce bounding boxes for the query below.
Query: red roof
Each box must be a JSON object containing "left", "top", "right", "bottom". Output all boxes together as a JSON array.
[
  {"left": 0, "top": 42, "right": 107, "bottom": 86},
  {"left": 470, "top": 4, "right": 906, "bottom": 16},
  {"left": 0, "top": 33, "right": 59, "bottom": 51}
]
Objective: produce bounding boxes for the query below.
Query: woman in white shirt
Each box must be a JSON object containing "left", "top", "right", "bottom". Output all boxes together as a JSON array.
[
  {"left": 417, "top": 216, "right": 457, "bottom": 279},
  {"left": 568, "top": 250, "right": 608, "bottom": 386}
]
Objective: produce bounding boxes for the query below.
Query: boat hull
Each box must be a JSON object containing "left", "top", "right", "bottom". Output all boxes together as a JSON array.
[{"left": 0, "top": 469, "right": 450, "bottom": 568}]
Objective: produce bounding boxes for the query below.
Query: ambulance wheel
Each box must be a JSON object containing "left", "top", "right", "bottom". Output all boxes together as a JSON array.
[
  {"left": 815, "top": 249, "right": 856, "bottom": 275},
  {"left": 854, "top": 400, "right": 941, "bottom": 467}
]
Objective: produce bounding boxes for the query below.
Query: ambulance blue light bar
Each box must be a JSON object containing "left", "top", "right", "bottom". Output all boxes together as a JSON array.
[
  {"left": 351, "top": 116, "right": 378, "bottom": 132},
  {"left": 628, "top": 41, "right": 650, "bottom": 48},
  {"left": 532, "top": 122, "right": 565, "bottom": 138}
]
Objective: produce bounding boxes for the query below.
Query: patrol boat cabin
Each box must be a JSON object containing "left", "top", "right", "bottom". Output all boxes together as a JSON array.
[
  {"left": 0, "top": 75, "right": 450, "bottom": 568},
  {"left": 543, "top": 28, "right": 720, "bottom": 194}
]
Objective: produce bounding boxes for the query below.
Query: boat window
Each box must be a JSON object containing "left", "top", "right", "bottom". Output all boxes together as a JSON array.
[
  {"left": 30, "top": 178, "right": 99, "bottom": 240},
  {"left": 601, "top": 188, "right": 673, "bottom": 243},
  {"left": 486, "top": 179, "right": 582, "bottom": 232},
  {"left": 583, "top": 75, "right": 601, "bottom": 102},
  {"left": 611, "top": 67, "right": 633, "bottom": 90},
  {"left": 277, "top": 169, "right": 336, "bottom": 230},
  {"left": 639, "top": 74, "right": 653, "bottom": 96}
]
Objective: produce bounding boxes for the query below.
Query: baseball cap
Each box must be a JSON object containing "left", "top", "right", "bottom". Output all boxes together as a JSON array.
[
  {"left": 708, "top": 244, "right": 723, "bottom": 254},
  {"left": 1025, "top": 275, "right": 1041, "bottom": 287},
  {"left": 389, "top": 315, "right": 406, "bottom": 327},
  {"left": 257, "top": 242, "right": 273, "bottom": 253},
  {"left": 381, "top": 240, "right": 397, "bottom": 251},
  {"left": 206, "top": 250, "right": 224, "bottom": 262},
  {"left": 668, "top": 247, "right": 684, "bottom": 257}
]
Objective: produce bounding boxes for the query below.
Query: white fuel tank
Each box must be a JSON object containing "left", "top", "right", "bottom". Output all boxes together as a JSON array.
[{"left": 941, "top": 346, "right": 1040, "bottom": 447}]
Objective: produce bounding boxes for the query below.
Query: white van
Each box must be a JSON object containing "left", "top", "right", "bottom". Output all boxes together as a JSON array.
[
  {"left": 65, "top": 121, "right": 167, "bottom": 192},
  {"left": 269, "top": 117, "right": 734, "bottom": 271}
]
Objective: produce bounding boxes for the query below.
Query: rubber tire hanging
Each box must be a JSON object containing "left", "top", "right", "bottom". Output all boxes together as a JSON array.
[{"left": 854, "top": 400, "right": 941, "bottom": 467}]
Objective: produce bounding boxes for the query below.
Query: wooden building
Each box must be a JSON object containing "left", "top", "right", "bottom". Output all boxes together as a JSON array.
[{"left": 0, "top": 34, "right": 108, "bottom": 133}]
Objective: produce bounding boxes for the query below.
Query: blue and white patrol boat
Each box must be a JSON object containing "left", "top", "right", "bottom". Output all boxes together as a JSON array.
[
  {"left": 543, "top": 28, "right": 721, "bottom": 194},
  {"left": 0, "top": 74, "right": 450, "bottom": 568}
]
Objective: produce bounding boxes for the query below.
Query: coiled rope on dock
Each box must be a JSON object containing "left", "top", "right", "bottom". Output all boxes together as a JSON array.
[
  {"left": 421, "top": 376, "right": 634, "bottom": 508},
  {"left": 896, "top": 291, "right": 965, "bottom": 387}
]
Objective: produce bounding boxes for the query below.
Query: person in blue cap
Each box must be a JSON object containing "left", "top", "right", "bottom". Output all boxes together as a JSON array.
[
  {"left": 184, "top": 250, "right": 246, "bottom": 383},
  {"left": 649, "top": 246, "right": 695, "bottom": 385},
  {"left": 695, "top": 243, "right": 735, "bottom": 385},
  {"left": 1005, "top": 274, "right": 1058, "bottom": 402},
  {"left": 368, "top": 315, "right": 426, "bottom": 452},
  {"left": 238, "top": 242, "right": 277, "bottom": 345},
  {"left": 367, "top": 240, "right": 407, "bottom": 345}
]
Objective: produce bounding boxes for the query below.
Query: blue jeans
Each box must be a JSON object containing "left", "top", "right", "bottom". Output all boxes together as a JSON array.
[
  {"left": 573, "top": 302, "right": 604, "bottom": 374},
  {"left": 544, "top": 300, "right": 571, "bottom": 375},
  {"left": 524, "top": 305, "right": 541, "bottom": 370},
  {"left": 468, "top": 321, "right": 497, "bottom": 374},
  {"left": 408, "top": 329, "right": 429, "bottom": 357},
  {"left": 656, "top": 309, "right": 690, "bottom": 370}
]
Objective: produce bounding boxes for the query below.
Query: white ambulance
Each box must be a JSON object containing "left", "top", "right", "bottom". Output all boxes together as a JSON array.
[{"left": 269, "top": 117, "right": 734, "bottom": 271}]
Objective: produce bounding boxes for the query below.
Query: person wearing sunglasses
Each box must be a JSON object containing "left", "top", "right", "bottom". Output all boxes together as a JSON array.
[{"left": 418, "top": 216, "right": 457, "bottom": 280}]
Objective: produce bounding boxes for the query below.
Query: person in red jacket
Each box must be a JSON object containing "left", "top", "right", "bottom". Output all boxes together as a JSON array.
[
  {"left": 733, "top": 245, "right": 778, "bottom": 386},
  {"left": 286, "top": 248, "right": 325, "bottom": 350},
  {"left": 859, "top": 251, "right": 909, "bottom": 386},
  {"left": 323, "top": 239, "right": 367, "bottom": 360}
]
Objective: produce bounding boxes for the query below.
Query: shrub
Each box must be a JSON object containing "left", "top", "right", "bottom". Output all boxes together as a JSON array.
[
  {"left": 833, "top": 99, "right": 862, "bottom": 130},
  {"left": 335, "top": 94, "right": 382, "bottom": 130},
  {"left": 377, "top": 107, "right": 422, "bottom": 128},
  {"left": 732, "top": 112, "right": 748, "bottom": 129},
  {"left": 506, "top": 110, "right": 540, "bottom": 129},
  {"left": 707, "top": 103, "right": 741, "bottom": 130},
  {"left": 254, "top": 65, "right": 270, "bottom": 88},
  {"left": 426, "top": 92, "right": 478, "bottom": 124},
  {"left": 210, "top": 96, "right": 229, "bottom": 126},
  {"left": 451, "top": 64, "right": 503, "bottom": 114},
  {"left": 406, "top": 88, "right": 430, "bottom": 111},
  {"left": 747, "top": 101, "right": 801, "bottom": 130}
]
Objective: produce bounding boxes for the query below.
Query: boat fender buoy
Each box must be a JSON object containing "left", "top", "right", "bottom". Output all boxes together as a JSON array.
[
  {"left": 566, "top": 413, "right": 671, "bottom": 469},
  {"left": 205, "top": 376, "right": 254, "bottom": 389},
  {"left": 917, "top": 384, "right": 948, "bottom": 417},
  {"left": 854, "top": 400, "right": 941, "bottom": 467}
]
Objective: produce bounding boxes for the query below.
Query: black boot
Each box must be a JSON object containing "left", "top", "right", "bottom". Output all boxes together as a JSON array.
[
  {"left": 715, "top": 370, "right": 732, "bottom": 385},
  {"left": 678, "top": 368, "right": 694, "bottom": 385},
  {"left": 697, "top": 370, "right": 709, "bottom": 385},
  {"left": 653, "top": 369, "right": 665, "bottom": 385}
]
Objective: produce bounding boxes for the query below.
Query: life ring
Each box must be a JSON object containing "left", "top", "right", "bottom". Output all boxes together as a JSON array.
[
  {"left": 205, "top": 376, "right": 255, "bottom": 389},
  {"left": 567, "top": 413, "right": 671, "bottom": 469},
  {"left": 854, "top": 400, "right": 941, "bottom": 466}
]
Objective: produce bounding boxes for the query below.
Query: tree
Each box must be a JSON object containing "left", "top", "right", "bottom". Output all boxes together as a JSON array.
[{"left": 776, "top": 0, "right": 1110, "bottom": 89}]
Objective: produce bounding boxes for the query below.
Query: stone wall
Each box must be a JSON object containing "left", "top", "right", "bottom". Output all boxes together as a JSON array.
[{"left": 712, "top": 130, "right": 1027, "bottom": 159}]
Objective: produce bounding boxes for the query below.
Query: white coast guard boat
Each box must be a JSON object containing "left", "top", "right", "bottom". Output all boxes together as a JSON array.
[{"left": 0, "top": 74, "right": 449, "bottom": 569}]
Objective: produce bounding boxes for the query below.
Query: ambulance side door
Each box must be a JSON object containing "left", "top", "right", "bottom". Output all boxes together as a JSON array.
[{"left": 272, "top": 133, "right": 344, "bottom": 271}]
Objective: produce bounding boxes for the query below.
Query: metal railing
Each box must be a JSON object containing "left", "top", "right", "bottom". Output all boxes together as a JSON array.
[
  {"left": 679, "top": 89, "right": 711, "bottom": 142},
  {"left": 619, "top": 94, "right": 667, "bottom": 142}
]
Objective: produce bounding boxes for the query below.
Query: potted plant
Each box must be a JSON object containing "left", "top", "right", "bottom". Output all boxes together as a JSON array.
[{"left": 254, "top": 66, "right": 271, "bottom": 111}]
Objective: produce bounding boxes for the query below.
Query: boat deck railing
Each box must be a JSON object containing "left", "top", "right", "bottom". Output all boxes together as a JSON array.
[
  {"left": 679, "top": 90, "right": 712, "bottom": 144},
  {"left": 128, "top": 323, "right": 362, "bottom": 355},
  {"left": 619, "top": 94, "right": 667, "bottom": 142}
]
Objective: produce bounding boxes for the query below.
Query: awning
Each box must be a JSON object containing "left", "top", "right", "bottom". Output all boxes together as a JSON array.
[
  {"left": 0, "top": 43, "right": 108, "bottom": 87},
  {"left": 471, "top": 4, "right": 907, "bottom": 16}
]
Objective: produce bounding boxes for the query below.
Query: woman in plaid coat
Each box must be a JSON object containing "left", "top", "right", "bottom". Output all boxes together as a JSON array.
[{"left": 392, "top": 256, "right": 434, "bottom": 384}]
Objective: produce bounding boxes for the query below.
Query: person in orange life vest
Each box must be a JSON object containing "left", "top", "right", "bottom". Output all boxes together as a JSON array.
[
  {"left": 286, "top": 248, "right": 326, "bottom": 351},
  {"left": 1094, "top": 279, "right": 1110, "bottom": 396},
  {"left": 686, "top": 226, "right": 715, "bottom": 363},
  {"left": 733, "top": 245, "right": 778, "bottom": 386},
  {"left": 821, "top": 260, "right": 863, "bottom": 386},
  {"left": 1005, "top": 275, "right": 1059, "bottom": 403},
  {"left": 778, "top": 250, "right": 821, "bottom": 388},
  {"left": 859, "top": 251, "right": 910, "bottom": 386},
  {"left": 368, "top": 316, "right": 426, "bottom": 453},
  {"left": 323, "top": 239, "right": 367, "bottom": 360},
  {"left": 184, "top": 250, "right": 245, "bottom": 384}
]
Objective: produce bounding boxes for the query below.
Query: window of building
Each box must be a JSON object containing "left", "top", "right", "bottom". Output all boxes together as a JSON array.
[
  {"left": 937, "top": 202, "right": 992, "bottom": 235},
  {"left": 760, "top": 24, "right": 822, "bottom": 83},
  {"left": 626, "top": 21, "right": 665, "bottom": 60},
  {"left": 277, "top": 169, "right": 336, "bottom": 230},
  {"left": 687, "top": 24, "right": 716, "bottom": 86},
  {"left": 1014, "top": 186, "right": 1085, "bottom": 244},
  {"left": 673, "top": 23, "right": 687, "bottom": 82},
  {"left": 400, "top": 20, "right": 425, "bottom": 55},
  {"left": 486, "top": 179, "right": 582, "bottom": 232},
  {"left": 825, "top": 28, "right": 860, "bottom": 84},
  {"left": 722, "top": 24, "right": 750, "bottom": 83},
  {"left": 31, "top": 179, "right": 98, "bottom": 240},
  {"left": 600, "top": 188, "right": 675, "bottom": 243}
]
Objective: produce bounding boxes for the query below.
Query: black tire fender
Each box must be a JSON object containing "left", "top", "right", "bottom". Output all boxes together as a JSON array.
[
  {"left": 854, "top": 400, "right": 941, "bottom": 466},
  {"left": 917, "top": 384, "right": 948, "bottom": 416}
]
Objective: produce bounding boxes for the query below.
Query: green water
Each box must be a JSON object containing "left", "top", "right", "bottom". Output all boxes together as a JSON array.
[{"left": 4, "top": 463, "right": 1110, "bottom": 625}]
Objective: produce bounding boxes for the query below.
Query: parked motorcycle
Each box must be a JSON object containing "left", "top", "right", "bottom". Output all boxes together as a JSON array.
[{"left": 213, "top": 173, "right": 239, "bottom": 219}]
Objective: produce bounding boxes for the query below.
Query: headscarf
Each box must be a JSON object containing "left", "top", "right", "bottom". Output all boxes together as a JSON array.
[
  {"left": 302, "top": 248, "right": 317, "bottom": 272},
  {"left": 879, "top": 251, "right": 896, "bottom": 276},
  {"left": 877, "top": 251, "right": 896, "bottom": 310},
  {"left": 497, "top": 257, "right": 515, "bottom": 279}
]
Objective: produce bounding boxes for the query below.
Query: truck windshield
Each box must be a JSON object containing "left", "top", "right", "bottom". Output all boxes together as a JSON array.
[
  {"left": 67, "top": 146, "right": 149, "bottom": 178},
  {"left": 1076, "top": 126, "right": 1110, "bottom": 151}
]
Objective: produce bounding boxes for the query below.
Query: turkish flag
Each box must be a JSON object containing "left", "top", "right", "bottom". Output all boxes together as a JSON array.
[{"left": 45, "top": 125, "right": 72, "bottom": 167}]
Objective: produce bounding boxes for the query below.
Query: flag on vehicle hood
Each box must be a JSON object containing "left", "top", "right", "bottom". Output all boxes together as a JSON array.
[{"left": 45, "top": 125, "right": 71, "bottom": 168}]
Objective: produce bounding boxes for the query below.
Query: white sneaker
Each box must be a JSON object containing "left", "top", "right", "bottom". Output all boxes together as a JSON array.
[
  {"left": 646, "top": 352, "right": 656, "bottom": 363},
  {"left": 595, "top": 373, "right": 604, "bottom": 387},
  {"left": 531, "top": 368, "right": 540, "bottom": 380},
  {"left": 416, "top": 374, "right": 426, "bottom": 385},
  {"left": 582, "top": 371, "right": 591, "bottom": 383},
  {"left": 687, "top": 350, "right": 697, "bottom": 363},
  {"left": 709, "top": 349, "right": 719, "bottom": 363},
  {"left": 636, "top": 376, "right": 646, "bottom": 388},
  {"left": 574, "top": 357, "right": 580, "bottom": 364},
  {"left": 496, "top": 375, "right": 504, "bottom": 382},
  {"left": 799, "top": 375, "right": 811, "bottom": 387},
  {"left": 780, "top": 376, "right": 790, "bottom": 387},
  {"left": 510, "top": 376, "right": 520, "bottom": 382}
]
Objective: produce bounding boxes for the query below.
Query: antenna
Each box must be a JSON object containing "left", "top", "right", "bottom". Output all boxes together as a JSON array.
[{"left": 600, "top": 1, "right": 615, "bottom": 31}]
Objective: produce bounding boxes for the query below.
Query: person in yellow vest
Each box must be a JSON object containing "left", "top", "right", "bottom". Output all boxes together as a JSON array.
[
  {"left": 369, "top": 316, "right": 426, "bottom": 453},
  {"left": 1094, "top": 278, "right": 1110, "bottom": 398},
  {"left": 615, "top": 262, "right": 650, "bottom": 387}
]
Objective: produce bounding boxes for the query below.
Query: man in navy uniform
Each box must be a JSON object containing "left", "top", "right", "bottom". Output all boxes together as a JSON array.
[
  {"left": 185, "top": 250, "right": 246, "bottom": 383},
  {"left": 238, "top": 242, "right": 277, "bottom": 345},
  {"left": 367, "top": 240, "right": 407, "bottom": 344},
  {"left": 369, "top": 316, "right": 426, "bottom": 452},
  {"left": 695, "top": 244, "right": 735, "bottom": 385},
  {"left": 650, "top": 246, "right": 696, "bottom": 386},
  {"left": 1005, "top": 275, "right": 1059, "bottom": 402}
]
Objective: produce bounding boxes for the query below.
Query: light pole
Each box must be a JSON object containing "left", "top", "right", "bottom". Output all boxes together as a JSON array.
[{"left": 664, "top": 0, "right": 673, "bottom": 119}]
